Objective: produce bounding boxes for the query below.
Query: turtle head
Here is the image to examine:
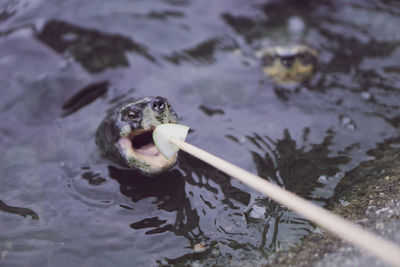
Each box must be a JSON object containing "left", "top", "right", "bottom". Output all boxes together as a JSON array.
[
  {"left": 260, "top": 44, "right": 318, "bottom": 84},
  {"left": 96, "top": 96, "right": 178, "bottom": 175}
]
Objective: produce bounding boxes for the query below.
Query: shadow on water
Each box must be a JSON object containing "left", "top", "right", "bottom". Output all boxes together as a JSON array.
[
  {"left": 108, "top": 166, "right": 202, "bottom": 240},
  {"left": 198, "top": 105, "right": 225, "bottom": 116},
  {"left": 35, "top": 20, "right": 156, "bottom": 73},
  {"left": 107, "top": 153, "right": 254, "bottom": 265},
  {"left": 247, "top": 129, "right": 350, "bottom": 200},
  {"left": 109, "top": 167, "right": 187, "bottom": 210},
  {"left": 61, "top": 81, "right": 109, "bottom": 117},
  {"left": 0, "top": 1, "right": 25, "bottom": 25},
  {"left": 179, "top": 154, "right": 251, "bottom": 206},
  {"left": 0, "top": 9, "right": 15, "bottom": 24},
  {"left": 0, "top": 200, "right": 38, "bottom": 220},
  {"left": 80, "top": 166, "right": 107, "bottom": 186},
  {"left": 164, "top": 36, "right": 238, "bottom": 65},
  {"left": 109, "top": 153, "right": 251, "bottom": 228}
]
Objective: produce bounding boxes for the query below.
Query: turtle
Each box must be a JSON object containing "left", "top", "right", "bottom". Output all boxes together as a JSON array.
[
  {"left": 257, "top": 43, "right": 318, "bottom": 84},
  {"left": 95, "top": 96, "right": 178, "bottom": 175}
]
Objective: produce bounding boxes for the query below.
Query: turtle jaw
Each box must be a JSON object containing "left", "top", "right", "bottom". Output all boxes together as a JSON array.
[
  {"left": 263, "top": 58, "right": 314, "bottom": 83},
  {"left": 117, "top": 127, "right": 177, "bottom": 175}
]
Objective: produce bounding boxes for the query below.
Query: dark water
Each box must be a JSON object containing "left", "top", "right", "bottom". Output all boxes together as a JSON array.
[{"left": 1, "top": 0, "right": 400, "bottom": 265}]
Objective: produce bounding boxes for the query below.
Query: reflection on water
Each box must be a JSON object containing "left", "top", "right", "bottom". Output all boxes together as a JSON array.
[
  {"left": 198, "top": 104, "right": 225, "bottom": 116},
  {"left": 164, "top": 36, "right": 238, "bottom": 65},
  {"left": 244, "top": 197, "right": 311, "bottom": 251},
  {"left": 80, "top": 166, "right": 107, "bottom": 186},
  {"left": 180, "top": 154, "right": 251, "bottom": 206},
  {"left": 109, "top": 167, "right": 194, "bottom": 233},
  {"left": 36, "top": 20, "right": 155, "bottom": 73},
  {"left": 1, "top": 0, "right": 400, "bottom": 265},
  {"left": 0, "top": 200, "right": 38, "bottom": 220},
  {"left": 62, "top": 81, "right": 109, "bottom": 117},
  {"left": 248, "top": 129, "right": 350, "bottom": 199}
]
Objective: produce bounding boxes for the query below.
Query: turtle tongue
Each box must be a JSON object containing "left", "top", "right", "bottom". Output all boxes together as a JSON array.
[
  {"left": 131, "top": 129, "right": 161, "bottom": 157},
  {"left": 135, "top": 143, "right": 160, "bottom": 156}
]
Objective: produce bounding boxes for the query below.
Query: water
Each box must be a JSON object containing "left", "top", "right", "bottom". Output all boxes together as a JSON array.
[{"left": 1, "top": 0, "right": 400, "bottom": 265}]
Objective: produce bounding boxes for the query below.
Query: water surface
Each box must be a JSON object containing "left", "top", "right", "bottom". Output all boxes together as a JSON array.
[{"left": 1, "top": 0, "right": 400, "bottom": 265}]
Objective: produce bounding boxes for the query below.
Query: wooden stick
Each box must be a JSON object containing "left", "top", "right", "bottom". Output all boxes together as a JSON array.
[{"left": 170, "top": 138, "right": 400, "bottom": 267}]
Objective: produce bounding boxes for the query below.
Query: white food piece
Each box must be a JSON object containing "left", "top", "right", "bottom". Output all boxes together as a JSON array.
[{"left": 153, "top": 123, "right": 189, "bottom": 159}]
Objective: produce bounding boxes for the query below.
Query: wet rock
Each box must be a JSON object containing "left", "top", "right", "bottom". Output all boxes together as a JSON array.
[{"left": 270, "top": 142, "right": 400, "bottom": 267}]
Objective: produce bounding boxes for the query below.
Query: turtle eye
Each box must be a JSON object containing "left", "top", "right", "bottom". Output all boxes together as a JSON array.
[
  {"left": 127, "top": 111, "right": 138, "bottom": 120},
  {"left": 123, "top": 108, "right": 140, "bottom": 121}
]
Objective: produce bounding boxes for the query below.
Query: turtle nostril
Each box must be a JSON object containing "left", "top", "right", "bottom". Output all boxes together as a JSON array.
[
  {"left": 152, "top": 99, "right": 165, "bottom": 112},
  {"left": 281, "top": 56, "right": 295, "bottom": 68}
]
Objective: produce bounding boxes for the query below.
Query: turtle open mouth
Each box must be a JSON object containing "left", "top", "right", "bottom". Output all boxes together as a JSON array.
[
  {"left": 117, "top": 127, "right": 177, "bottom": 174},
  {"left": 131, "top": 129, "right": 160, "bottom": 157}
]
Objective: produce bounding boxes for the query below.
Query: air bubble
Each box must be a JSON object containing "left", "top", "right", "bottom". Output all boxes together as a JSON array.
[{"left": 361, "top": 91, "right": 372, "bottom": 101}]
